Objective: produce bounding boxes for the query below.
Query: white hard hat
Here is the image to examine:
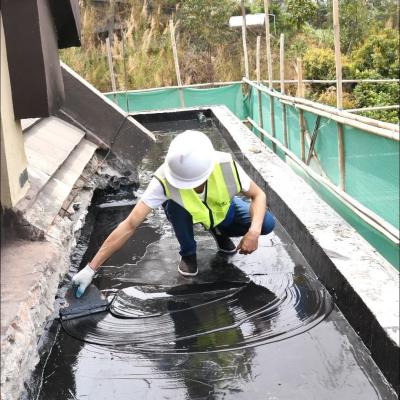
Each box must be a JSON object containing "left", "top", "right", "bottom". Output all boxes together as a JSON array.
[{"left": 164, "top": 130, "right": 216, "bottom": 189}]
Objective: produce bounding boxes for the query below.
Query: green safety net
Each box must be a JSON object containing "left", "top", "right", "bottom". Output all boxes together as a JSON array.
[
  {"left": 247, "top": 84, "right": 399, "bottom": 269},
  {"left": 108, "top": 83, "right": 249, "bottom": 120},
  {"left": 106, "top": 83, "right": 399, "bottom": 269}
]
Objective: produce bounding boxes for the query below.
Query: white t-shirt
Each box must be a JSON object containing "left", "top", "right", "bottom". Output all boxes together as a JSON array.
[{"left": 141, "top": 152, "right": 252, "bottom": 209}]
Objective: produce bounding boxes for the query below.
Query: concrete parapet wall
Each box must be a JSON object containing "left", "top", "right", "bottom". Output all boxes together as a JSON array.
[{"left": 59, "top": 63, "right": 155, "bottom": 170}]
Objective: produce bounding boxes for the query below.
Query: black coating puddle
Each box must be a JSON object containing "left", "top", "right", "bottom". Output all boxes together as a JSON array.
[{"left": 26, "top": 124, "right": 397, "bottom": 400}]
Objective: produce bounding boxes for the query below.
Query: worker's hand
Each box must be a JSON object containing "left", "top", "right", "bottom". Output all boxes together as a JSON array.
[
  {"left": 236, "top": 230, "right": 259, "bottom": 255},
  {"left": 71, "top": 265, "right": 96, "bottom": 298}
]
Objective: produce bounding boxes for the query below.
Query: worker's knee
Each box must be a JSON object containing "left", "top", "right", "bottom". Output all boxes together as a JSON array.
[{"left": 260, "top": 211, "right": 275, "bottom": 235}]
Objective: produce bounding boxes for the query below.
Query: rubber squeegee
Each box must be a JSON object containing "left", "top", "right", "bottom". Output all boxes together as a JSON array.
[{"left": 59, "top": 285, "right": 110, "bottom": 320}]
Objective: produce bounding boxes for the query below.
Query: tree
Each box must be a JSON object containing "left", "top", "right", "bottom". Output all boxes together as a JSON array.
[
  {"left": 327, "top": 0, "right": 370, "bottom": 54},
  {"left": 351, "top": 28, "right": 399, "bottom": 77},
  {"left": 285, "top": 0, "right": 317, "bottom": 30}
]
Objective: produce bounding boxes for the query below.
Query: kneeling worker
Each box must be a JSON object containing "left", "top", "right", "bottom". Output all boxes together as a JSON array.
[{"left": 72, "top": 130, "right": 275, "bottom": 297}]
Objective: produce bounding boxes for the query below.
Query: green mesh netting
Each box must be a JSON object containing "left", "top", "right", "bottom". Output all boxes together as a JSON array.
[
  {"left": 106, "top": 83, "right": 399, "bottom": 269},
  {"left": 109, "top": 84, "right": 249, "bottom": 120}
]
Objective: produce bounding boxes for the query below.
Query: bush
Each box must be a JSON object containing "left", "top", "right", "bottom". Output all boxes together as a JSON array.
[
  {"left": 303, "top": 47, "right": 336, "bottom": 80},
  {"left": 350, "top": 28, "right": 399, "bottom": 78},
  {"left": 317, "top": 87, "right": 356, "bottom": 109},
  {"left": 303, "top": 47, "right": 352, "bottom": 81},
  {"left": 348, "top": 30, "right": 399, "bottom": 123}
]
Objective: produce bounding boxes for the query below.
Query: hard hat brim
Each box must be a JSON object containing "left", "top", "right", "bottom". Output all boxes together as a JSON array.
[{"left": 164, "top": 159, "right": 215, "bottom": 189}]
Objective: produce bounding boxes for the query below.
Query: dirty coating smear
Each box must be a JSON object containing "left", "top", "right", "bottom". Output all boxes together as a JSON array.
[{"left": 28, "top": 124, "right": 398, "bottom": 400}]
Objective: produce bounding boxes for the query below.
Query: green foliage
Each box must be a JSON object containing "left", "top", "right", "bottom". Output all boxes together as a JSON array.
[
  {"left": 317, "top": 87, "right": 356, "bottom": 109},
  {"left": 61, "top": 0, "right": 398, "bottom": 123},
  {"left": 285, "top": 0, "right": 317, "bottom": 30},
  {"left": 180, "top": 0, "right": 237, "bottom": 51},
  {"left": 352, "top": 72, "right": 399, "bottom": 123},
  {"left": 337, "top": 0, "right": 370, "bottom": 54},
  {"left": 303, "top": 46, "right": 354, "bottom": 81},
  {"left": 302, "top": 24, "right": 334, "bottom": 48},
  {"left": 248, "top": 0, "right": 287, "bottom": 33},
  {"left": 348, "top": 29, "right": 399, "bottom": 123},
  {"left": 350, "top": 29, "right": 399, "bottom": 78}
]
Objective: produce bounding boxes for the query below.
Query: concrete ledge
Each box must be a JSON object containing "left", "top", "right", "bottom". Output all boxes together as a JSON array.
[
  {"left": 211, "top": 105, "right": 399, "bottom": 391},
  {"left": 1, "top": 169, "right": 97, "bottom": 400},
  {"left": 1, "top": 240, "right": 66, "bottom": 399}
]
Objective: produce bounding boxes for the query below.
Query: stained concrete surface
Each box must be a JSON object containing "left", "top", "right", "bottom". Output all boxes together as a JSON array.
[{"left": 25, "top": 125, "right": 397, "bottom": 399}]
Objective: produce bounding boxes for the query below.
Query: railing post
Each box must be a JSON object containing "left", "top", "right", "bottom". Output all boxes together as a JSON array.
[
  {"left": 337, "top": 122, "right": 345, "bottom": 190},
  {"left": 279, "top": 34, "right": 288, "bottom": 147},
  {"left": 240, "top": 0, "right": 249, "bottom": 79},
  {"left": 169, "top": 19, "right": 184, "bottom": 107},
  {"left": 299, "top": 109, "right": 305, "bottom": 161},
  {"left": 332, "top": 0, "right": 343, "bottom": 109},
  {"left": 297, "top": 57, "right": 304, "bottom": 97},
  {"left": 256, "top": 35, "right": 263, "bottom": 129},
  {"left": 105, "top": 37, "right": 117, "bottom": 103},
  {"left": 279, "top": 34, "right": 285, "bottom": 94},
  {"left": 263, "top": 0, "right": 273, "bottom": 88}
]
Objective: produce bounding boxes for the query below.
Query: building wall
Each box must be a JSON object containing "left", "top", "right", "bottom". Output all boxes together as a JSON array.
[{"left": 0, "top": 17, "right": 29, "bottom": 208}]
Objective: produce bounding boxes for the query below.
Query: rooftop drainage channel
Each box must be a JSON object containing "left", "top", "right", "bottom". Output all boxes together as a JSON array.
[{"left": 25, "top": 117, "right": 397, "bottom": 399}]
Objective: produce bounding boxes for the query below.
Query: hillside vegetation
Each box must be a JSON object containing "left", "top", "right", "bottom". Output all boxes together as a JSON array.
[{"left": 61, "top": 0, "right": 399, "bottom": 122}]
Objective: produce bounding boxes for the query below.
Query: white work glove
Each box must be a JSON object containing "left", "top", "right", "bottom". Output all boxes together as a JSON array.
[{"left": 71, "top": 265, "right": 96, "bottom": 298}]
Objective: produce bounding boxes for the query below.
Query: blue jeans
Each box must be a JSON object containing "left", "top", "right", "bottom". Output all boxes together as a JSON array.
[{"left": 163, "top": 196, "right": 275, "bottom": 256}]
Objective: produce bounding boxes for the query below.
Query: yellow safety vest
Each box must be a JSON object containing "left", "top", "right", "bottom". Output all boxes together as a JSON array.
[{"left": 154, "top": 153, "right": 242, "bottom": 229}]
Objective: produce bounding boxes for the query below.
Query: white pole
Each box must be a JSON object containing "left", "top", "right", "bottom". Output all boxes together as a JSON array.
[
  {"left": 105, "top": 37, "right": 117, "bottom": 101},
  {"left": 297, "top": 57, "right": 304, "bottom": 97},
  {"left": 240, "top": 0, "right": 249, "bottom": 78},
  {"left": 332, "top": 0, "right": 343, "bottom": 109},
  {"left": 279, "top": 34, "right": 285, "bottom": 94},
  {"left": 256, "top": 36, "right": 263, "bottom": 128},
  {"left": 169, "top": 19, "right": 184, "bottom": 107},
  {"left": 263, "top": 0, "right": 273, "bottom": 87},
  {"left": 256, "top": 36, "right": 261, "bottom": 83}
]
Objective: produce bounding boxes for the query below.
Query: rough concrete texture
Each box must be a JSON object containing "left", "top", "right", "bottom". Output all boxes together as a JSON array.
[
  {"left": 1, "top": 240, "right": 66, "bottom": 399},
  {"left": 211, "top": 105, "right": 399, "bottom": 388},
  {"left": 15, "top": 117, "right": 97, "bottom": 234},
  {"left": 0, "top": 173, "right": 96, "bottom": 400}
]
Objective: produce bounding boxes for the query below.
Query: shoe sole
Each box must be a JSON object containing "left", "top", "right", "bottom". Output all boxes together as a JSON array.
[{"left": 178, "top": 266, "right": 198, "bottom": 277}]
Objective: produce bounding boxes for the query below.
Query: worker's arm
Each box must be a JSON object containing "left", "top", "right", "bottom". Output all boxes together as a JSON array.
[
  {"left": 89, "top": 201, "right": 152, "bottom": 269},
  {"left": 236, "top": 181, "right": 267, "bottom": 255},
  {"left": 72, "top": 201, "right": 152, "bottom": 297}
]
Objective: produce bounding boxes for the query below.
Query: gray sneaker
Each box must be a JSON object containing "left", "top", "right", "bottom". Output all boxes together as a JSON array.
[
  {"left": 210, "top": 228, "right": 237, "bottom": 254},
  {"left": 178, "top": 255, "right": 198, "bottom": 277}
]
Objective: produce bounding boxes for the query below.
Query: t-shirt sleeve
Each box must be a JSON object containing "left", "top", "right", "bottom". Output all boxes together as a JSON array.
[
  {"left": 234, "top": 161, "right": 252, "bottom": 192},
  {"left": 140, "top": 177, "right": 167, "bottom": 209}
]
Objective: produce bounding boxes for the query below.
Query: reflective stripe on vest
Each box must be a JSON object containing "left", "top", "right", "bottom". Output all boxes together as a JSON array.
[{"left": 154, "top": 155, "right": 242, "bottom": 229}]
